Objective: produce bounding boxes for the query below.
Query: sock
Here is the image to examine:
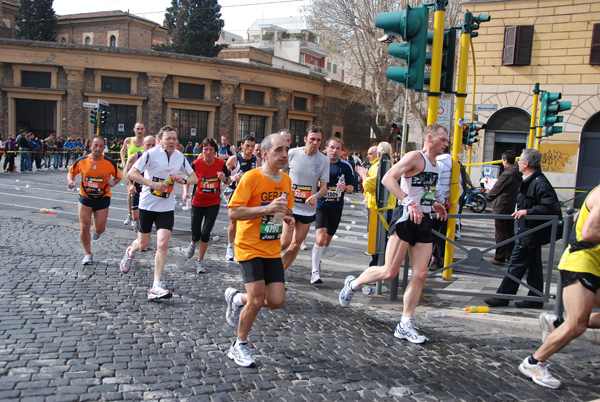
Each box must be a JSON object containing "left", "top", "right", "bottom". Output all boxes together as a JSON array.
[
  {"left": 228, "top": 242, "right": 234, "bottom": 248},
  {"left": 153, "top": 280, "right": 161, "bottom": 288},
  {"left": 311, "top": 245, "right": 327, "bottom": 273},
  {"left": 236, "top": 339, "right": 248, "bottom": 345},
  {"left": 401, "top": 317, "right": 412, "bottom": 325},
  {"left": 349, "top": 279, "right": 360, "bottom": 292},
  {"left": 127, "top": 247, "right": 136, "bottom": 258},
  {"left": 85, "top": 250, "right": 91, "bottom": 254},
  {"left": 528, "top": 356, "right": 539, "bottom": 365},
  {"left": 233, "top": 293, "right": 244, "bottom": 306}
]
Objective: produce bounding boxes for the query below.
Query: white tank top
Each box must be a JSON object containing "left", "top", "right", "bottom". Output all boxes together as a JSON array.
[{"left": 400, "top": 151, "right": 439, "bottom": 213}]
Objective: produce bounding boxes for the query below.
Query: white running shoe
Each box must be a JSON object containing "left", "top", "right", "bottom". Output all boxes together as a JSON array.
[
  {"left": 91, "top": 230, "right": 101, "bottom": 241},
  {"left": 227, "top": 341, "right": 256, "bottom": 367},
  {"left": 147, "top": 281, "right": 173, "bottom": 301},
  {"left": 131, "top": 220, "right": 139, "bottom": 233},
  {"left": 300, "top": 241, "right": 309, "bottom": 250},
  {"left": 519, "top": 357, "right": 561, "bottom": 389},
  {"left": 123, "top": 214, "right": 132, "bottom": 225},
  {"left": 119, "top": 246, "right": 134, "bottom": 274},
  {"left": 82, "top": 252, "right": 93, "bottom": 265},
  {"left": 394, "top": 319, "right": 427, "bottom": 344},
  {"left": 195, "top": 259, "right": 207, "bottom": 274},
  {"left": 226, "top": 243, "right": 235, "bottom": 261},
  {"left": 225, "top": 288, "right": 242, "bottom": 327},
  {"left": 339, "top": 275, "right": 356, "bottom": 307},
  {"left": 539, "top": 312, "right": 560, "bottom": 343},
  {"left": 186, "top": 242, "right": 197, "bottom": 259},
  {"left": 311, "top": 271, "right": 322, "bottom": 284}
]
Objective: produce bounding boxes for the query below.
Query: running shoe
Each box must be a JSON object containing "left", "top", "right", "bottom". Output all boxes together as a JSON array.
[
  {"left": 196, "top": 259, "right": 207, "bottom": 274},
  {"left": 539, "top": 312, "right": 560, "bottom": 343},
  {"left": 186, "top": 242, "right": 197, "bottom": 259},
  {"left": 300, "top": 241, "right": 309, "bottom": 250},
  {"left": 225, "top": 287, "right": 242, "bottom": 327},
  {"left": 123, "top": 214, "right": 132, "bottom": 225},
  {"left": 228, "top": 341, "right": 256, "bottom": 367},
  {"left": 119, "top": 246, "right": 134, "bottom": 274},
  {"left": 226, "top": 243, "right": 235, "bottom": 261},
  {"left": 311, "top": 270, "right": 322, "bottom": 284},
  {"left": 519, "top": 356, "right": 561, "bottom": 389},
  {"left": 394, "top": 319, "right": 427, "bottom": 344},
  {"left": 82, "top": 252, "right": 93, "bottom": 265},
  {"left": 92, "top": 230, "right": 102, "bottom": 241},
  {"left": 339, "top": 275, "right": 356, "bottom": 307},
  {"left": 147, "top": 281, "right": 173, "bottom": 301},
  {"left": 131, "top": 220, "right": 139, "bottom": 233}
]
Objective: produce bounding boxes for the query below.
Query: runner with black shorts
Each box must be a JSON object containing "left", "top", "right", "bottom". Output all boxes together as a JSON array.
[
  {"left": 311, "top": 137, "right": 354, "bottom": 284},
  {"left": 123, "top": 135, "right": 156, "bottom": 232},
  {"left": 119, "top": 126, "right": 197, "bottom": 301},
  {"left": 67, "top": 136, "right": 122, "bottom": 265},
  {"left": 338, "top": 124, "right": 449, "bottom": 344},
  {"left": 223, "top": 133, "right": 293, "bottom": 367}
]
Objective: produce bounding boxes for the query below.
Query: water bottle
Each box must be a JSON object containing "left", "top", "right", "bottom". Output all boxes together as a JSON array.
[
  {"left": 336, "top": 174, "right": 345, "bottom": 197},
  {"left": 362, "top": 285, "right": 388, "bottom": 295},
  {"left": 212, "top": 235, "right": 220, "bottom": 242},
  {"left": 425, "top": 310, "right": 447, "bottom": 318},
  {"left": 153, "top": 175, "right": 173, "bottom": 196},
  {"left": 41, "top": 208, "right": 57, "bottom": 214},
  {"left": 273, "top": 194, "right": 287, "bottom": 226},
  {"left": 183, "top": 197, "right": 192, "bottom": 210},
  {"left": 465, "top": 306, "right": 489, "bottom": 313}
]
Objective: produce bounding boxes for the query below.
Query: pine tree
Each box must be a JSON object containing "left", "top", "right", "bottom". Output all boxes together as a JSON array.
[
  {"left": 15, "top": 0, "right": 57, "bottom": 41},
  {"left": 158, "top": 0, "right": 226, "bottom": 57}
]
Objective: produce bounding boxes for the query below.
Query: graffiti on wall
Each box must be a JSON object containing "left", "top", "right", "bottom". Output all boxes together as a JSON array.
[{"left": 540, "top": 143, "right": 578, "bottom": 174}]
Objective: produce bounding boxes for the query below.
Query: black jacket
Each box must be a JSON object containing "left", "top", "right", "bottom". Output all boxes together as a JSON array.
[
  {"left": 516, "top": 169, "right": 562, "bottom": 248},
  {"left": 486, "top": 164, "right": 522, "bottom": 214}
]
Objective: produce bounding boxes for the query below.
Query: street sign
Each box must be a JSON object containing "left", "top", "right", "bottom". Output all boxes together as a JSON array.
[
  {"left": 98, "top": 99, "right": 110, "bottom": 107},
  {"left": 438, "top": 99, "right": 452, "bottom": 128},
  {"left": 83, "top": 102, "right": 98, "bottom": 108},
  {"left": 191, "top": 128, "right": 197, "bottom": 137},
  {"left": 118, "top": 124, "right": 125, "bottom": 132},
  {"left": 475, "top": 104, "right": 498, "bottom": 112}
]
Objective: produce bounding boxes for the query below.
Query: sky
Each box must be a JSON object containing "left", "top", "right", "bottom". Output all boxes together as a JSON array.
[{"left": 52, "top": 0, "right": 309, "bottom": 37}]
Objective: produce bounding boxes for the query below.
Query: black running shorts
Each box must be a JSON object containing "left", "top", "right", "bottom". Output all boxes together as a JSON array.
[
  {"left": 315, "top": 208, "right": 343, "bottom": 236},
  {"left": 138, "top": 209, "right": 174, "bottom": 234},
  {"left": 79, "top": 195, "right": 110, "bottom": 211},
  {"left": 239, "top": 257, "right": 285, "bottom": 284},
  {"left": 388, "top": 206, "right": 433, "bottom": 245},
  {"left": 561, "top": 269, "right": 600, "bottom": 293},
  {"left": 293, "top": 213, "right": 316, "bottom": 225}
]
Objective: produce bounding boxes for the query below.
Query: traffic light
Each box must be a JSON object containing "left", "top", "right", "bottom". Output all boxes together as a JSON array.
[
  {"left": 391, "top": 123, "right": 403, "bottom": 141},
  {"left": 90, "top": 108, "right": 98, "bottom": 125},
  {"left": 99, "top": 110, "right": 109, "bottom": 125},
  {"left": 376, "top": 6, "right": 429, "bottom": 90},
  {"left": 425, "top": 28, "right": 457, "bottom": 93},
  {"left": 539, "top": 91, "right": 571, "bottom": 137},
  {"left": 462, "top": 122, "right": 487, "bottom": 145},
  {"left": 463, "top": 13, "right": 491, "bottom": 38}
]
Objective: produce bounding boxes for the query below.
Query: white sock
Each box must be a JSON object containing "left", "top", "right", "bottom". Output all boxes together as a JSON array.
[
  {"left": 233, "top": 293, "right": 244, "bottom": 307},
  {"left": 401, "top": 317, "right": 412, "bottom": 325},
  {"left": 349, "top": 279, "right": 360, "bottom": 292},
  {"left": 153, "top": 280, "right": 161, "bottom": 288},
  {"left": 228, "top": 242, "right": 234, "bottom": 248},
  {"left": 311, "top": 245, "right": 327, "bottom": 273}
]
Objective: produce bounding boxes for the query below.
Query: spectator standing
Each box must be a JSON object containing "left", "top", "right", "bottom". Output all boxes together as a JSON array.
[
  {"left": 63, "top": 137, "right": 75, "bottom": 169},
  {"left": 218, "top": 136, "right": 235, "bottom": 160},
  {"left": 484, "top": 149, "right": 562, "bottom": 309},
  {"left": 486, "top": 150, "right": 523, "bottom": 265},
  {"left": 17, "top": 130, "right": 32, "bottom": 172},
  {"left": 3, "top": 134, "right": 16, "bottom": 173}
]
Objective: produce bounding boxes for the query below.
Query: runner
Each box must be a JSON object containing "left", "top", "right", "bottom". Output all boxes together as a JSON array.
[
  {"left": 311, "top": 137, "right": 354, "bottom": 284},
  {"left": 338, "top": 124, "right": 449, "bottom": 344},
  {"left": 225, "top": 135, "right": 258, "bottom": 261},
  {"left": 224, "top": 133, "right": 294, "bottom": 367},
  {"left": 281, "top": 125, "right": 329, "bottom": 270},
  {"left": 67, "top": 136, "right": 122, "bottom": 265},
  {"left": 182, "top": 137, "right": 229, "bottom": 273},
  {"left": 119, "top": 126, "right": 197, "bottom": 301},
  {"left": 123, "top": 135, "right": 156, "bottom": 232},
  {"left": 120, "top": 122, "right": 146, "bottom": 226}
]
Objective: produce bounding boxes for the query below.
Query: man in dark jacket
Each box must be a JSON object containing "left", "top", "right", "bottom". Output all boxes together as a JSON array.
[
  {"left": 486, "top": 150, "right": 522, "bottom": 265},
  {"left": 485, "top": 149, "right": 561, "bottom": 309}
]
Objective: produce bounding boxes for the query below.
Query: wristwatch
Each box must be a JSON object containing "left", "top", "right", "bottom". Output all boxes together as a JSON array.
[{"left": 317, "top": 194, "right": 321, "bottom": 199}]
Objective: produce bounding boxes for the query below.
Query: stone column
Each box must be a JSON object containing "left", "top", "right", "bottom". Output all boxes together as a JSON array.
[
  {"left": 274, "top": 89, "right": 292, "bottom": 130},
  {"left": 64, "top": 67, "right": 85, "bottom": 139},
  {"left": 147, "top": 74, "right": 167, "bottom": 132},
  {"left": 0, "top": 63, "right": 5, "bottom": 135},
  {"left": 217, "top": 81, "right": 238, "bottom": 139},
  {"left": 313, "top": 96, "right": 325, "bottom": 126}
]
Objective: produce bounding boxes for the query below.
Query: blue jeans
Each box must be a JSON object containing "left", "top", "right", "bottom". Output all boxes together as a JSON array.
[
  {"left": 465, "top": 188, "right": 474, "bottom": 204},
  {"left": 19, "top": 148, "right": 31, "bottom": 172},
  {"left": 496, "top": 241, "right": 543, "bottom": 296},
  {"left": 53, "top": 152, "right": 62, "bottom": 169}
]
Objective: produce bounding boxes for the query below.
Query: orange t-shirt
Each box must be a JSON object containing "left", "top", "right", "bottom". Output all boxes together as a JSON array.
[
  {"left": 229, "top": 169, "right": 293, "bottom": 261},
  {"left": 70, "top": 154, "right": 122, "bottom": 199}
]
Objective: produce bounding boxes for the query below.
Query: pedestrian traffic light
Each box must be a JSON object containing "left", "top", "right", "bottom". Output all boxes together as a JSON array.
[
  {"left": 376, "top": 6, "right": 429, "bottom": 90},
  {"left": 425, "top": 28, "right": 457, "bottom": 93},
  {"left": 90, "top": 108, "right": 98, "bottom": 125},
  {"left": 99, "top": 110, "right": 109, "bottom": 125},
  {"left": 462, "top": 122, "right": 486, "bottom": 145},
  {"left": 391, "top": 123, "right": 403, "bottom": 141},
  {"left": 463, "top": 13, "right": 491, "bottom": 38},
  {"left": 539, "top": 91, "right": 571, "bottom": 137}
]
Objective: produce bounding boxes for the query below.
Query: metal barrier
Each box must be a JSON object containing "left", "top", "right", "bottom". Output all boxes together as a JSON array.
[{"left": 390, "top": 211, "right": 574, "bottom": 305}]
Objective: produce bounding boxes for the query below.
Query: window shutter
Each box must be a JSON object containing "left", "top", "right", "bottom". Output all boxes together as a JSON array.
[
  {"left": 502, "top": 26, "right": 516, "bottom": 65},
  {"left": 515, "top": 26, "right": 534, "bottom": 65},
  {"left": 590, "top": 23, "right": 600, "bottom": 65}
]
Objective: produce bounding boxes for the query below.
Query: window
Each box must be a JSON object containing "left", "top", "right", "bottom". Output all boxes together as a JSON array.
[
  {"left": 590, "top": 23, "right": 600, "bottom": 65},
  {"left": 109, "top": 35, "right": 116, "bottom": 47},
  {"left": 333, "top": 64, "right": 337, "bottom": 74},
  {"left": 238, "top": 115, "right": 266, "bottom": 143},
  {"left": 244, "top": 89, "right": 265, "bottom": 106},
  {"left": 101, "top": 76, "right": 131, "bottom": 94},
  {"left": 289, "top": 119, "right": 307, "bottom": 147},
  {"left": 172, "top": 109, "right": 209, "bottom": 142},
  {"left": 502, "top": 26, "right": 534, "bottom": 66},
  {"left": 293, "top": 97, "right": 307, "bottom": 111},
  {"left": 60, "top": 37, "right": 66, "bottom": 43},
  {"left": 179, "top": 83, "right": 205, "bottom": 100},
  {"left": 85, "top": 36, "right": 91, "bottom": 45},
  {"left": 21, "top": 71, "right": 52, "bottom": 88},
  {"left": 300, "top": 54, "right": 305, "bottom": 64},
  {"left": 100, "top": 104, "right": 137, "bottom": 138},
  {"left": 327, "top": 62, "right": 331, "bottom": 71}
]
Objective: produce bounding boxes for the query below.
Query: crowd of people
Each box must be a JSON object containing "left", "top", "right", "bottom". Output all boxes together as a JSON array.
[{"left": 3, "top": 123, "right": 598, "bottom": 389}]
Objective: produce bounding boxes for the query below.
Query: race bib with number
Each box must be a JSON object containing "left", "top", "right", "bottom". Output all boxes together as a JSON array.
[
  {"left": 421, "top": 187, "right": 436, "bottom": 206},
  {"left": 293, "top": 184, "right": 312, "bottom": 204},
  {"left": 260, "top": 215, "right": 283, "bottom": 240},
  {"left": 199, "top": 177, "right": 219, "bottom": 193},
  {"left": 324, "top": 186, "right": 341, "bottom": 203},
  {"left": 82, "top": 177, "right": 106, "bottom": 199}
]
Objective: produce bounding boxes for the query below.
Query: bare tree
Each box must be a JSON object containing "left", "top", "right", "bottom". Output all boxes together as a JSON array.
[{"left": 305, "top": 0, "right": 462, "bottom": 144}]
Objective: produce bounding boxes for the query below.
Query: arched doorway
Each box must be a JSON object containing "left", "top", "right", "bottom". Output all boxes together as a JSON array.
[
  {"left": 484, "top": 107, "right": 530, "bottom": 162},
  {"left": 575, "top": 112, "right": 600, "bottom": 208}
]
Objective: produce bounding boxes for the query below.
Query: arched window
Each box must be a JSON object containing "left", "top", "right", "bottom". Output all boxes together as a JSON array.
[
  {"left": 110, "top": 35, "right": 116, "bottom": 47},
  {"left": 85, "top": 36, "right": 91, "bottom": 45},
  {"left": 60, "top": 37, "right": 66, "bottom": 43}
]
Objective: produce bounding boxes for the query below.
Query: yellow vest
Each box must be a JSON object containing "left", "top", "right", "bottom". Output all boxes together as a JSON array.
[{"left": 362, "top": 157, "right": 397, "bottom": 210}]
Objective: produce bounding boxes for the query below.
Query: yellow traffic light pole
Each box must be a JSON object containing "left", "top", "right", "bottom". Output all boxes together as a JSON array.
[
  {"left": 426, "top": 7, "right": 446, "bottom": 125},
  {"left": 535, "top": 112, "right": 543, "bottom": 151},
  {"left": 529, "top": 83, "right": 540, "bottom": 149}
]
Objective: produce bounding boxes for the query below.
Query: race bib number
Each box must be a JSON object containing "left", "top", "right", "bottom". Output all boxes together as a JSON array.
[
  {"left": 82, "top": 177, "right": 105, "bottom": 199},
  {"left": 260, "top": 215, "right": 283, "bottom": 240},
  {"left": 421, "top": 187, "right": 436, "bottom": 207},
  {"left": 293, "top": 184, "right": 312, "bottom": 204},
  {"left": 151, "top": 176, "right": 173, "bottom": 198},
  {"left": 324, "top": 186, "right": 341, "bottom": 203},
  {"left": 199, "top": 177, "right": 219, "bottom": 193}
]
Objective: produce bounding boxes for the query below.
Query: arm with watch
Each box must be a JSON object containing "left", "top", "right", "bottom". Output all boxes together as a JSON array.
[{"left": 306, "top": 181, "right": 329, "bottom": 206}]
